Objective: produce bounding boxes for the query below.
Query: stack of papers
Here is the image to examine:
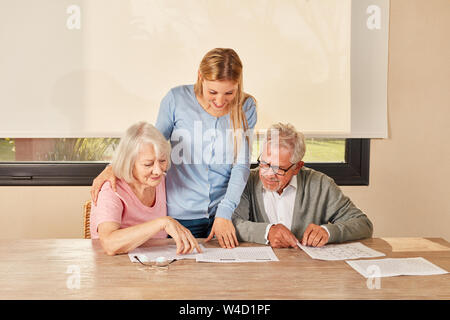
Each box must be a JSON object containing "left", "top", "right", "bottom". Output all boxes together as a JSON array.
[
  {"left": 298, "top": 242, "right": 385, "bottom": 260},
  {"left": 346, "top": 257, "right": 448, "bottom": 278},
  {"left": 128, "top": 245, "right": 279, "bottom": 263}
]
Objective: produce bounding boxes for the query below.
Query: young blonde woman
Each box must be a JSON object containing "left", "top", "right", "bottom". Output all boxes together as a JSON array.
[{"left": 92, "top": 48, "right": 257, "bottom": 249}]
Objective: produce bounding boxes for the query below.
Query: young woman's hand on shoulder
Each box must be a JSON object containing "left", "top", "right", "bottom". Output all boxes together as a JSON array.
[{"left": 91, "top": 165, "right": 117, "bottom": 205}]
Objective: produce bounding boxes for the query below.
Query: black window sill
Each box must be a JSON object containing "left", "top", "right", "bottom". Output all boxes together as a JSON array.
[{"left": 0, "top": 139, "right": 369, "bottom": 186}]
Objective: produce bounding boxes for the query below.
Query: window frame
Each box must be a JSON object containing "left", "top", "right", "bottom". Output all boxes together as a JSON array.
[
  {"left": 0, "top": 139, "right": 369, "bottom": 186},
  {"left": 305, "top": 138, "right": 370, "bottom": 186}
]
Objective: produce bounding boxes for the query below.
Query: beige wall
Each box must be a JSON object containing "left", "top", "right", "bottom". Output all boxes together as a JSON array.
[
  {"left": 342, "top": 0, "right": 450, "bottom": 241},
  {"left": 0, "top": 186, "right": 88, "bottom": 238},
  {"left": 1, "top": 0, "right": 449, "bottom": 240}
]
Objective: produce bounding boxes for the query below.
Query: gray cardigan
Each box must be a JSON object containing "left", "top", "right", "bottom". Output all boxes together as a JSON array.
[{"left": 232, "top": 167, "right": 373, "bottom": 244}]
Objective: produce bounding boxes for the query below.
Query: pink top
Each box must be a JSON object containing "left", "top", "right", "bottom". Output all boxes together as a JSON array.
[{"left": 90, "top": 178, "right": 168, "bottom": 240}]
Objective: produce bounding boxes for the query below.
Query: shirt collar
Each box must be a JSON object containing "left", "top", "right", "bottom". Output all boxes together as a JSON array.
[
  {"left": 286, "top": 174, "right": 297, "bottom": 191},
  {"left": 263, "top": 174, "right": 297, "bottom": 195}
]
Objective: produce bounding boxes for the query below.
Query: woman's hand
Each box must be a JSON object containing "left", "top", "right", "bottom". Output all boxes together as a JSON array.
[
  {"left": 205, "top": 217, "right": 239, "bottom": 249},
  {"left": 162, "top": 217, "right": 202, "bottom": 255},
  {"left": 91, "top": 165, "right": 116, "bottom": 205}
]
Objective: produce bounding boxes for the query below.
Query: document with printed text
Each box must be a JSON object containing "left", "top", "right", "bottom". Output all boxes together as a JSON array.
[
  {"left": 129, "top": 245, "right": 279, "bottom": 263},
  {"left": 298, "top": 242, "right": 385, "bottom": 261},
  {"left": 346, "top": 257, "right": 448, "bottom": 278},
  {"left": 196, "top": 246, "right": 279, "bottom": 263}
]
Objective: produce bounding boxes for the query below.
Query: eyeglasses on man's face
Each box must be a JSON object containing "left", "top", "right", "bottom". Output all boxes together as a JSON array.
[{"left": 257, "top": 155, "right": 295, "bottom": 176}]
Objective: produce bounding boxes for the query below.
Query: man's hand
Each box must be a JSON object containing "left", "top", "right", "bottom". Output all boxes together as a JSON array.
[
  {"left": 267, "top": 224, "right": 299, "bottom": 248},
  {"left": 205, "top": 217, "right": 239, "bottom": 249},
  {"left": 301, "top": 223, "right": 329, "bottom": 247}
]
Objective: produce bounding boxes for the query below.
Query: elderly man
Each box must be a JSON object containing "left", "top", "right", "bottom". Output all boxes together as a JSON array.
[{"left": 232, "top": 123, "right": 373, "bottom": 248}]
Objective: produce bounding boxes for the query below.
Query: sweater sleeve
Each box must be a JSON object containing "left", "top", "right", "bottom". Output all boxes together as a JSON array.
[
  {"left": 319, "top": 175, "right": 374, "bottom": 243},
  {"left": 232, "top": 174, "right": 270, "bottom": 244},
  {"left": 155, "top": 89, "right": 175, "bottom": 140},
  {"left": 215, "top": 98, "right": 258, "bottom": 220}
]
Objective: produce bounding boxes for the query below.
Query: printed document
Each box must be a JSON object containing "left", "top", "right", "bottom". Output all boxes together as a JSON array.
[
  {"left": 298, "top": 242, "right": 385, "bottom": 260},
  {"left": 346, "top": 257, "right": 448, "bottom": 278},
  {"left": 196, "top": 246, "right": 279, "bottom": 263},
  {"left": 129, "top": 245, "right": 279, "bottom": 263}
]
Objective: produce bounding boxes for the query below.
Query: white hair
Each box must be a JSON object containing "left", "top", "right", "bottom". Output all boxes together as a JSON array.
[
  {"left": 112, "top": 121, "right": 171, "bottom": 183},
  {"left": 265, "top": 123, "right": 306, "bottom": 163}
]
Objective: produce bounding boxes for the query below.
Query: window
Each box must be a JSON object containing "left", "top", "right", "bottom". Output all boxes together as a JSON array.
[
  {"left": 305, "top": 138, "right": 370, "bottom": 186},
  {"left": 251, "top": 138, "right": 346, "bottom": 163},
  {"left": 250, "top": 137, "right": 369, "bottom": 186},
  {"left": 0, "top": 138, "right": 369, "bottom": 186}
]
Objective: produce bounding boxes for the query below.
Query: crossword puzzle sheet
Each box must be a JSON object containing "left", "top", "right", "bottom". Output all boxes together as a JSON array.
[{"left": 298, "top": 242, "right": 385, "bottom": 261}]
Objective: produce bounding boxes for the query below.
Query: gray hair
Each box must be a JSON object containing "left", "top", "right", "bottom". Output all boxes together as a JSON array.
[
  {"left": 265, "top": 123, "right": 306, "bottom": 163},
  {"left": 112, "top": 121, "right": 171, "bottom": 183}
]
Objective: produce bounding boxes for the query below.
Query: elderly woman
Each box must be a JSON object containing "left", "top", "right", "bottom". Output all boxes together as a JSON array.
[{"left": 90, "top": 121, "right": 201, "bottom": 256}]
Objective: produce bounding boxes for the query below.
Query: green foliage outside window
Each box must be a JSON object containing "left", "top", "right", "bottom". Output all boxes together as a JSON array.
[{"left": 1, "top": 137, "right": 345, "bottom": 163}]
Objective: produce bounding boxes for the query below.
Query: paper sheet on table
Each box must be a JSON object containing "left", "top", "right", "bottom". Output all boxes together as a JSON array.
[
  {"left": 196, "top": 246, "right": 279, "bottom": 263},
  {"left": 381, "top": 237, "right": 450, "bottom": 252},
  {"left": 298, "top": 242, "right": 385, "bottom": 261},
  {"left": 346, "top": 257, "right": 448, "bottom": 278},
  {"left": 129, "top": 245, "right": 205, "bottom": 263}
]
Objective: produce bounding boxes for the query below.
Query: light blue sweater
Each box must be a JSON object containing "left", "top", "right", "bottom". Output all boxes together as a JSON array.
[{"left": 156, "top": 85, "right": 257, "bottom": 220}]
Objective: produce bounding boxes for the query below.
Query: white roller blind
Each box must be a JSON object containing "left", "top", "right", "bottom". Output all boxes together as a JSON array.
[
  {"left": 0, "top": 0, "right": 388, "bottom": 138},
  {"left": 350, "top": 0, "right": 389, "bottom": 138}
]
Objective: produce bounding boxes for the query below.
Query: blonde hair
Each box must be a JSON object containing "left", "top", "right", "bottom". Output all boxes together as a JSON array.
[
  {"left": 194, "top": 48, "right": 256, "bottom": 160},
  {"left": 112, "top": 121, "right": 171, "bottom": 183}
]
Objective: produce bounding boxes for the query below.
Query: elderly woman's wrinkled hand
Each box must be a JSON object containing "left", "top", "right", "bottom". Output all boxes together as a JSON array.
[
  {"left": 91, "top": 165, "right": 116, "bottom": 205},
  {"left": 162, "top": 217, "right": 202, "bottom": 255}
]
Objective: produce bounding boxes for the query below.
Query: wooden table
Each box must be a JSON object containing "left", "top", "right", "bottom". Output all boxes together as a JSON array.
[{"left": 0, "top": 238, "right": 449, "bottom": 300}]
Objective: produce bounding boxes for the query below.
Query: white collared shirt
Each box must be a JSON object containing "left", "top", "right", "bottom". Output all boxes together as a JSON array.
[
  {"left": 262, "top": 175, "right": 330, "bottom": 243},
  {"left": 263, "top": 175, "right": 298, "bottom": 231}
]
